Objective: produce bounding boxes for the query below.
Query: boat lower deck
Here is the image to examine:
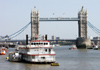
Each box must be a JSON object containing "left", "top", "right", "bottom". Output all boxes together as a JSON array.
[{"left": 22, "top": 54, "right": 55, "bottom": 63}]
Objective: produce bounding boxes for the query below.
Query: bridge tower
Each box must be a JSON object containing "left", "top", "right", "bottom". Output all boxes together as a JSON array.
[
  {"left": 78, "top": 6, "right": 88, "bottom": 39},
  {"left": 76, "top": 6, "right": 91, "bottom": 48},
  {"left": 31, "top": 7, "right": 39, "bottom": 40}
]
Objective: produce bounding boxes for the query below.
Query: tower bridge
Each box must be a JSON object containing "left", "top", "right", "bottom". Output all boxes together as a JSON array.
[
  {"left": 1, "top": 6, "right": 98, "bottom": 48},
  {"left": 31, "top": 6, "right": 91, "bottom": 48}
]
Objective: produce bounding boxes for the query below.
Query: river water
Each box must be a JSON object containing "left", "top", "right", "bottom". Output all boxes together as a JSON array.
[{"left": 0, "top": 46, "right": 100, "bottom": 70}]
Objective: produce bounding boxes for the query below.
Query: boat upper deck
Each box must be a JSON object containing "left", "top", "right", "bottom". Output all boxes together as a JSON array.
[{"left": 18, "top": 40, "right": 55, "bottom": 49}]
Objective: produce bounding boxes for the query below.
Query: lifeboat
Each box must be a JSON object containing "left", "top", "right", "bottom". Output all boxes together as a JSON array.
[{"left": 0, "top": 47, "right": 7, "bottom": 55}]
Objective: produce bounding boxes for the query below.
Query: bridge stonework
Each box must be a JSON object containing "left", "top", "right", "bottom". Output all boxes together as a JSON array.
[
  {"left": 76, "top": 6, "right": 91, "bottom": 48},
  {"left": 31, "top": 7, "right": 39, "bottom": 40}
]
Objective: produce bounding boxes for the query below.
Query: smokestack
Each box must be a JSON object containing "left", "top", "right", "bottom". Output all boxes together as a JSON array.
[
  {"left": 26, "top": 34, "right": 28, "bottom": 45},
  {"left": 45, "top": 34, "right": 47, "bottom": 40}
]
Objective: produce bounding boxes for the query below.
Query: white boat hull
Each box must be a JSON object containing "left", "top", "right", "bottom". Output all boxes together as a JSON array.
[{"left": 22, "top": 54, "right": 55, "bottom": 63}]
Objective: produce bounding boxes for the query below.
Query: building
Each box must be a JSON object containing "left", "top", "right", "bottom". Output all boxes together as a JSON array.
[
  {"left": 56, "top": 37, "right": 60, "bottom": 40},
  {"left": 93, "top": 37, "right": 100, "bottom": 45},
  {"left": 0, "top": 36, "right": 1, "bottom": 39},
  {"left": 41, "top": 35, "right": 45, "bottom": 40},
  {"left": 52, "top": 35, "right": 56, "bottom": 40},
  {"left": 89, "top": 36, "right": 93, "bottom": 39},
  {"left": 0, "top": 36, "right": 5, "bottom": 40}
]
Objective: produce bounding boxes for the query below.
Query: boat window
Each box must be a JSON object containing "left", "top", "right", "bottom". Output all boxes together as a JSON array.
[
  {"left": 49, "top": 49, "right": 51, "bottom": 52},
  {"left": 37, "top": 43, "right": 39, "bottom": 45},
  {"left": 32, "top": 43, "right": 46, "bottom": 45},
  {"left": 46, "top": 43, "right": 48, "bottom": 45},
  {"left": 45, "top": 49, "right": 47, "bottom": 52},
  {"left": 31, "top": 43, "right": 33, "bottom": 45},
  {"left": 33, "top": 43, "right": 36, "bottom": 45},
  {"left": 44, "top": 43, "right": 48, "bottom": 45},
  {"left": 41, "top": 57, "right": 45, "bottom": 59}
]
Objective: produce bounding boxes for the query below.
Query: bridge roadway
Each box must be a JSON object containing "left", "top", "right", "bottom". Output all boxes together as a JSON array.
[
  {"left": 0, "top": 39, "right": 99, "bottom": 43},
  {"left": 0, "top": 39, "right": 76, "bottom": 42}
]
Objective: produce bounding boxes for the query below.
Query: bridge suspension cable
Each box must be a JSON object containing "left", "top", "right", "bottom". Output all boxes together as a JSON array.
[
  {"left": 88, "top": 21, "right": 100, "bottom": 35},
  {"left": 9, "top": 22, "right": 31, "bottom": 37},
  {"left": 9, "top": 22, "right": 31, "bottom": 39},
  {"left": 0, "top": 22, "right": 31, "bottom": 40}
]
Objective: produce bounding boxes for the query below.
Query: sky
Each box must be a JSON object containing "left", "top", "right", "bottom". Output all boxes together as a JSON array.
[{"left": 0, "top": 0, "right": 100, "bottom": 40}]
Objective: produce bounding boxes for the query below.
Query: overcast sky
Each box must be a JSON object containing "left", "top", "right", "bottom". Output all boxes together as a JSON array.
[{"left": 0, "top": 0, "right": 100, "bottom": 39}]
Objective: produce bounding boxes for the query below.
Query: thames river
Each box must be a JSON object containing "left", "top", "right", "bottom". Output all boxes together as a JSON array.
[{"left": 0, "top": 46, "right": 100, "bottom": 70}]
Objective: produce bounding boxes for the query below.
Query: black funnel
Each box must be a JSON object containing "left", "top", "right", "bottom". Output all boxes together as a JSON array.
[
  {"left": 26, "top": 34, "right": 28, "bottom": 45},
  {"left": 45, "top": 34, "right": 47, "bottom": 40}
]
